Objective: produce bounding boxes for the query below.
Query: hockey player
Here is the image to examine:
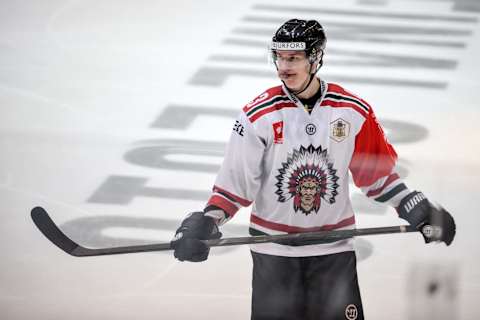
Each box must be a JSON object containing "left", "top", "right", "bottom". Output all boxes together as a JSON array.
[{"left": 171, "top": 19, "right": 456, "bottom": 320}]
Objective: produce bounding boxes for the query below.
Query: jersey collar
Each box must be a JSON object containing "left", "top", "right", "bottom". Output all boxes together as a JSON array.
[{"left": 281, "top": 77, "right": 328, "bottom": 112}]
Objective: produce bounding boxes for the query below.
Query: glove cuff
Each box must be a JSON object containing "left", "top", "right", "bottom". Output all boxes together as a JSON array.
[
  {"left": 176, "top": 211, "right": 221, "bottom": 240},
  {"left": 396, "top": 191, "right": 429, "bottom": 227}
]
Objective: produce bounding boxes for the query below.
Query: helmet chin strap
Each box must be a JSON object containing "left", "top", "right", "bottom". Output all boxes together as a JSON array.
[{"left": 290, "top": 73, "right": 315, "bottom": 96}]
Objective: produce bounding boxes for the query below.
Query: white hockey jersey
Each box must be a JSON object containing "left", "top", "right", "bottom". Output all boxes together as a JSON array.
[{"left": 206, "top": 80, "right": 410, "bottom": 257}]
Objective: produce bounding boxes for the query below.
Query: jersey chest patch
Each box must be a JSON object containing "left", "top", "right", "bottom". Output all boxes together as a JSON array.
[
  {"left": 330, "top": 118, "right": 350, "bottom": 142},
  {"left": 275, "top": 145, "right": 339, "bottom": 216},
  {"left": 272, "top": 121, "right": 284, "bottom": 144}
]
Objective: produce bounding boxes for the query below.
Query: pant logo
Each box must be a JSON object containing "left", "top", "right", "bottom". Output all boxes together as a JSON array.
[{"left": 345, "top": 304, "right": 358, "bottom": 320}]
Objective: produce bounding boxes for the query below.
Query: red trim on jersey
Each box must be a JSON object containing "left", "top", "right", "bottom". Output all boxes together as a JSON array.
[
  {"left": 326, "top": 83, "right": 345, "bottom": 94},
  {"left": 212, "top": 185, "right": 252, "bottom": 207},
  {"left": 207, "top": 195, "right": 238, "bottom": 216},
  {"left": 366, "top": 173, "right": 400, "bottom": 197},
  {"left": 327, "top": 83, "right": 372, "bottom": 108},
  {"left": 249, "top": 102, "right": 297, "bottom": 122},
  {"left": 320, "top": 99, "right": 368, "bottom": 119},
  {"left": 243, "top": 86, "right": 283, "bottom": 113},
  {"left": 250, "top": 214, "right": 356, "bottom": 233}
]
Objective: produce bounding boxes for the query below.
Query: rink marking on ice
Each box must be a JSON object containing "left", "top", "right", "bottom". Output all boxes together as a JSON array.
[
  {"left": 138, "top": 260, "right": 180, "bottom": 290},
  {"left": 0, "top": 184, "right": 94, "bottom": 218},
  {"left": 0, "top": 84, "right": 78, "bottom": 114},
  {"left": 253, "top": 3, "right": 479, "bottom": 22},
  {"left": 45, "top": 0, "right": 84, "bottom": 51},
  {"left": 101, "top": 227, "right": 174, "bottom": 242},
  {"left": 94, "top": 289, "right": 249, "bottom": 300},
  {"left": 0, "top": 84, "right": 111, "bottom": 123},
  {"left": 190, "top": 2, "right": 478, "bottom": 88}
]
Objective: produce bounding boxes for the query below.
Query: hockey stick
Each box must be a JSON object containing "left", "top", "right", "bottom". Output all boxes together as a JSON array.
[{"left": 31, "top": 206, "right": 418, "bottom": 257}]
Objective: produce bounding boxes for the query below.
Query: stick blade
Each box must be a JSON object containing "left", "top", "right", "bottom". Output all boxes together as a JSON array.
[{"left": 31, "top": 206, "right": 82, "bottom": 256}]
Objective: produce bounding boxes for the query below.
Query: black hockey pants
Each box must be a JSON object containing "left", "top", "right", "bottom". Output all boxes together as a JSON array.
[{"left": 251, "top": 250, "right": 364, "bottom": 320}]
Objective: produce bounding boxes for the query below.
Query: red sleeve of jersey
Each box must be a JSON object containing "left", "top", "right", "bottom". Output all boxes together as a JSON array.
[
  {"left": 349, "top": 112, "right": 398, "bottom": 188},
  {"left": 205, "top": 185, "right": 253, "bottom": 217}
]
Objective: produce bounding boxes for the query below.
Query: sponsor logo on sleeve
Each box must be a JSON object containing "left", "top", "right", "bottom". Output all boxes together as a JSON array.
[{"left": 233, "top": 120, "right": 245, "bottom": 137}]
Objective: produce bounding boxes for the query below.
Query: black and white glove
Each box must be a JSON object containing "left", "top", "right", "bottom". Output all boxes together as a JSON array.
[
  {"left": 171, "top": 211, "right": 222, "bottom": 262},
  {"left": 397, "top": 191, "right": 456, "bottom": 246}
]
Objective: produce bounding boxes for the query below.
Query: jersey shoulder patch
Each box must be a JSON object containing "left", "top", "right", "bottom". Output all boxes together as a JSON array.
[
  {"left": 321, "top": 83, "right": 372, "bottom": 118},
  {"left": 243, "top": 85, "right": 296, "bottom": 123}
]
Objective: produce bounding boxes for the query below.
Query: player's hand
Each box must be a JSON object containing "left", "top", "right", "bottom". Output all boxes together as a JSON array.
[
  {"left": 397, "top": 191, "right": 456, "bottom": 246},
  {"left": 171, "top": 211, "right": 222, "bottom": 262}
]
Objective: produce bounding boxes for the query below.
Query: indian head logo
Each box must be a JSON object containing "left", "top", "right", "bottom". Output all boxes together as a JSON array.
[{"left": 275, "top": 145, "right": 339, "bottom": 215}]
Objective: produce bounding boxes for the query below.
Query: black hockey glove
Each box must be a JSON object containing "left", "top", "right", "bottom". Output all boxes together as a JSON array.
[
  {"left": 397, "top": 191, "right": 456, "bottom": 246},
  {"left": 171, "top": 211, "right": 222, "bottom": 262}
]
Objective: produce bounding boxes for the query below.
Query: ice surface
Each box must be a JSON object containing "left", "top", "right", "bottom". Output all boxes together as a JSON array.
[{"left": 1, "top": 0, "right": 479, "bottom": 319}]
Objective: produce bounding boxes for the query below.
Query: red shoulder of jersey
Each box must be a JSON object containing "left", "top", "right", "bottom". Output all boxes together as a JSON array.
[
  {"left": 321, "top": 83, "right": 372, "bottom": 118},
  {"left": 243, "top": 85, "right": 296, "bottom": 123}
]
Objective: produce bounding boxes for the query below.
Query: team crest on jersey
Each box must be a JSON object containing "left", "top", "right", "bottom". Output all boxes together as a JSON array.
[
  {"left": 273, "top": 121, "right": 284, "bottom": 144},
  {"left": 330, "top": 118, "right": 350, "bottom": 142},
  {"left": 275, "top": 145, "right": 339, "bottom": 215}
]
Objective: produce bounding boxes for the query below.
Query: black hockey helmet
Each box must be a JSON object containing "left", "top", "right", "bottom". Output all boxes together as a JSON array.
[{"left": 271, "top": 19, "right": 326, "bottom": 65}]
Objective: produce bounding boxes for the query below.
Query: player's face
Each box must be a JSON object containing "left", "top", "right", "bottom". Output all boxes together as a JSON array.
[{"left": 274, "top": 50, "right": 311, "bottom": 91}]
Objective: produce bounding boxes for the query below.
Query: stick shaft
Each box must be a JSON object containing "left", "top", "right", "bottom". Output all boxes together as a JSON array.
[
  {"left": 31, "top": 206, "right": 417, "bottom": 257},
  {"left": 206, "top": 225, "right": 415, "bottom": 247}
]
